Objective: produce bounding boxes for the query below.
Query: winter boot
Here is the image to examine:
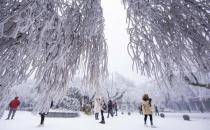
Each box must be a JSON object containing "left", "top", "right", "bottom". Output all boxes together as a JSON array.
[{"left": 99, "top": 121, "right": 105, "bottom": 124}]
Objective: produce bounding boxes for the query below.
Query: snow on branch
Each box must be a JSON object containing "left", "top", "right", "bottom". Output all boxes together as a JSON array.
[
  {"left": 0, "top": 0, "right": 107, "bottom": 116},
  {"left": 123, "top": 0, "right": 210, "bottom": 87},
  {"left": 184, "top": 75, "right": 210, "bottom": 89}
]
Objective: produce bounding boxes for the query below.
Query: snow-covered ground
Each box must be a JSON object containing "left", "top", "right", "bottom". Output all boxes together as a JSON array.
[{"left": 0, "top": 111, "right": 209, "bottom": 130}]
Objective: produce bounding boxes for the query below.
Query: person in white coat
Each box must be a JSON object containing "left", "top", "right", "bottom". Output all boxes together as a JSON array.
[{"left": 94, "top": 98, "right": 101, "bottom": 120}]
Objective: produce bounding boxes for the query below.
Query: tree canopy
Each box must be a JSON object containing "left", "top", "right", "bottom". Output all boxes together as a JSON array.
[
  {"left": 0, "top": 0, "right": 210, "bottom": 118},
  {"left": 123, "top": 0, "right": 210, "bottom": 88},
  {"left": 0, "top": 0, "right": 107, "bottom": 117}
]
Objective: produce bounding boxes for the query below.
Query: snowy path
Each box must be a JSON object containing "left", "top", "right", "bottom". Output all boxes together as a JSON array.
[{"left": 0, "top": 111, "right": 209, "bottom": 130}]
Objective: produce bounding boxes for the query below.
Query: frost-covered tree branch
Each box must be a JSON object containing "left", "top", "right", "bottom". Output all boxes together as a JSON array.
[
  {"left": 0, "top": 0, "right": 107, "bottom": 117},
  {"left": 123, "top": 0, "right": 210, "bottom": 88},
  {"left": 184, "top": 76, "right": 210, "bottom": 89}
]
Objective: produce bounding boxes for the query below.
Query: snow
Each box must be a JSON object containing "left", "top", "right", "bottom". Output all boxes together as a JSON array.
[{"left": 0, "top": 111, "right": 210, "bottom": 130}]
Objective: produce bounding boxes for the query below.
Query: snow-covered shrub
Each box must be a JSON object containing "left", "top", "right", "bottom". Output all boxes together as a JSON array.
[
  {"left": 183, "top": 114, "right": 190, "bottom": 121},
  {"left": 160, "top": 113, "right": 165, "bottom": 118}
]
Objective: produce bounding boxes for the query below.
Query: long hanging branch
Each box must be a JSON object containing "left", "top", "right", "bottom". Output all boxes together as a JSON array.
[
  {"left": 123, "top": 0, "right": 210, "bottom": 87},
  {"left": 0, "top": 0, "right": 107, "bottom": 116}
]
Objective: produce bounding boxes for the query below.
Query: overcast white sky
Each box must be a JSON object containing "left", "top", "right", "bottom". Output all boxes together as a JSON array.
[{"left": 101, "top": 0, "right": 149, "bottom": 83}]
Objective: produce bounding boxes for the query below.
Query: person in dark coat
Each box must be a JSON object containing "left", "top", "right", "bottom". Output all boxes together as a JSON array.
[
  {"left": 113, "top": 102, "right": 118, "bottom": 116},
  {"left": 6, "top": 97, "right": 20, "bottom": 120},
  {"left": 99, "top": 98, "right": 106, "bottom": 124},
  {"left": 154, "top": 105, "right": 159, "bottom": 116},
  {"left": 39, "top": 112, "right": 47, "bottom": 125},
  {"left": 39, "top": 101, "right": 53, "bottom": 125},
  {"left": 107, "top": 99, "right": 113, "bottom": 118},
  {"left": 139, "top": 104, "right": 143, "bottom": 115}
]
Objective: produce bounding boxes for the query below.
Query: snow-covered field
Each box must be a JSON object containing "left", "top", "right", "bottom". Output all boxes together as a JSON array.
[{"left": 0, "top": 111, "right": 209, "bottom": 130}]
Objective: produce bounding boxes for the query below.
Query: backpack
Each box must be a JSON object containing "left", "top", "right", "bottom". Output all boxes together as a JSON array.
[{"left": 102, "top": 103, "right": 107, "bottom": 110}]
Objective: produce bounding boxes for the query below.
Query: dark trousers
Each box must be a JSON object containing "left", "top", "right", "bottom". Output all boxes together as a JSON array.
[
  {"left": 107, "top": 109, "right": 113, "bottom": 118},
  {"left": 40, "top": 114, "right": 45, "bottom": 125},
  {"left": 95, "top": 113, "right": 99, "bottom": 120},
  {"left": 100, "top": 110, "right": 105, "bottom": 123},
  {"left": 7, "top": 108, "right": 17, "bottom": 119},
  {"left": 144, "top": 114, "right": 153, "bottom": 125},
  {"left": 115, "top": 109, "right": 118, "bottom": 116},
  {"left": 155, "top": 111, "right": 159, "bottom": 116}
]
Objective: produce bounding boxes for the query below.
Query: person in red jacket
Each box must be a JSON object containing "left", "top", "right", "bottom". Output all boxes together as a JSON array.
[{"left": 6, "top": 96, "right": 20, "bottom": 120}]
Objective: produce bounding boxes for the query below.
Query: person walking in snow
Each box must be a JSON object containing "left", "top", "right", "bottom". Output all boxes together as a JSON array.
[
  {"left": 39, "top": 101, "right": 54, "bottom": 125},
  {"left": 6, "top": 96, "right": 20, "bottom": 120},
  {"left": 139, "top": 103, "right": 143, "bottom": 115},
  {"left": 94, "top": 98, "right": 100, "bottom": 120},
  {"left": 39, "top": 112, "right": 48, "bottom": 125},
  {"left": 142, "top": 94, "right": 154, "bottom": 127},
  {"left": 113, "top": 102, "right": 118, "bottom": 116},
  {"left": 107, "top": 99, "right": 113, "bottom": 118},
  {"left": 154, "top": 104, "right": 159, "bottom": 116},
  {"left": 99, "top": 98, "right": 106, "bottom": 124}
]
